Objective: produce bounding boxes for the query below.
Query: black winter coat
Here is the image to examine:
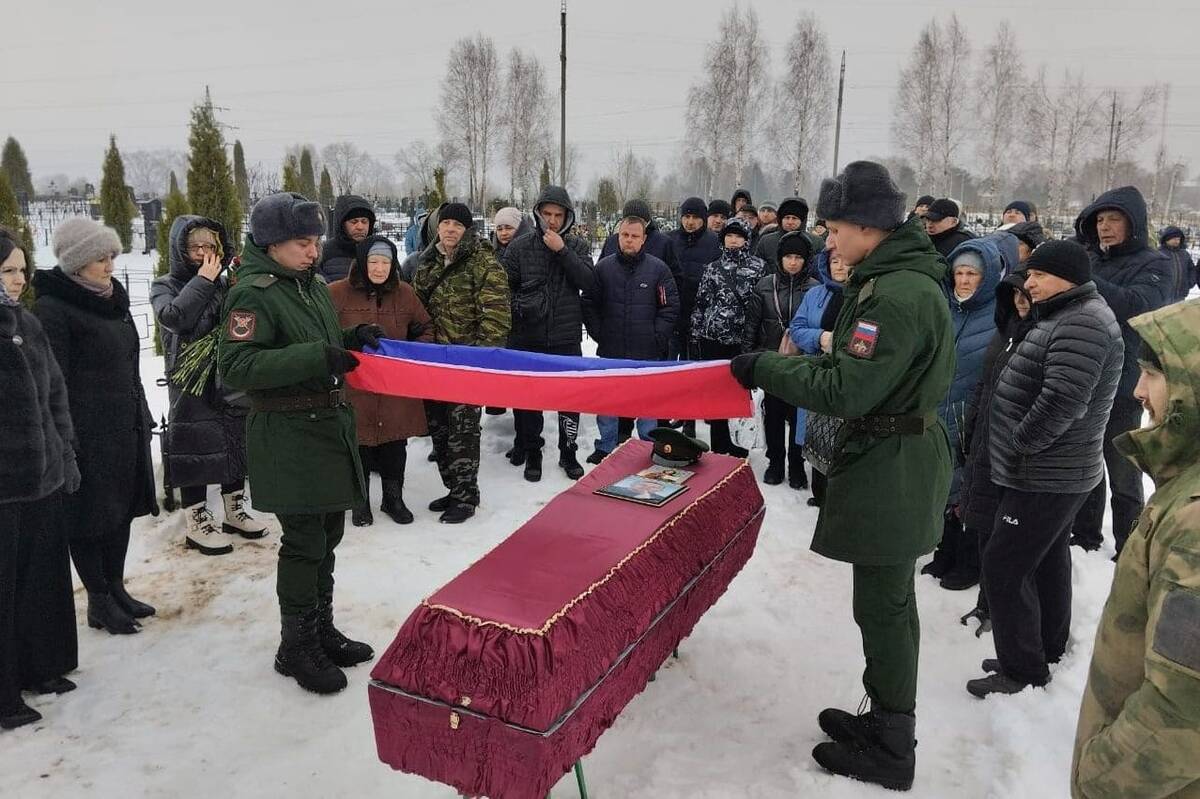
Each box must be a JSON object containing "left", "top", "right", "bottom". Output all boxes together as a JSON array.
[
  {"left": 746, "top": 264, "right": 816, "bottom": 352},
  {"left": 958, "top": 274, "right": 1028, "bottom": 532},
  {"left": 930, "top": 223, "right": 977, "bottom": 258},
  {"left": 600, "top": 223, "right": 681, "bottom": 285},
  {"left": 0, "top": 302, "right": 76, "bottom": 504},
  {"left": 1157, "top": 226, "right": 1195, "bottom": 302},
  {"left": 668, "top": 226, "right": 721, "bottom": 344},
  {"left": 582, "top": 250, "right": 678, "bottom": 360},
  {"left": 988, "top": 281, "right": 1123, "bottom": 495},
  {"left": 501, "top": 185, "right": 596, "bottom": 352},
  {"left": 318, "top": 194, "right": 376, "bottom": 283},
  {"left": 1076, "top": 186, "right": 1173, "bottom": 397},
  {"left": 149, "top": 215, "right": 249, "bottom": 489},
  {"left": 32, "top": 269, "right": 158, "bottom": 538}
]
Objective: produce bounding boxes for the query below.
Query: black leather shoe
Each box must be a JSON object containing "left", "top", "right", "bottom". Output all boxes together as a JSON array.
[{"left": 586, "top": 449, "right": 608, "bottom": 465}]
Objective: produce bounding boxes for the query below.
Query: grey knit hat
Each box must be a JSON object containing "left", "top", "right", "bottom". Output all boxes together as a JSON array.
[
  {"left": 53, "top": 217, "right": 122, "bottom": 274},
  {"left": 816, "top": 161, "right": 906, "bottom": 231},
  {"left": 493, "top": 206, "right": 522, "bottom": 230},
  {"left": 249, "top": 192, "right": 326, "bottom": 247}
]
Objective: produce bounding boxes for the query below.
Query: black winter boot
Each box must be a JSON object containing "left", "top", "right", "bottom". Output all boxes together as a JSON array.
[
  {"left": 428, "top": 494, "right": 453, "bottom": 512},
  {"left": 274, "top": 610, "right": 347, "bottom": 694},
  {"left": 812, "top": 708, "right": 916, "bottom": 791},
  {"left": 86, "top": 591, "right": 140, "bottom": 635},
  {"left": 380, "top": 479, "right": 413, "bottom": 525},
  {"left": 316, "top": 597, "right": 374, "bottom": 667},
  {"left": 818, "top": 697, "right": 876, "bottom": 743},
  {"left": 763, "top": 460, "right": 784, "bottom": 485},
  {"left": 586, "top": 449, "right": 608, "bottom": 465},
  {"left": 559, "top": 449, "right": 584, "bottom": 480},
  {"left": 505, "top": 445, "right": 526, "bottom": 466},
  {"left": 524, "top": 449, "right": 542, "bottom": 482},
  {"left": 439, "top": 503, "right": 476, "bottom": 524},
  {"left": 788, "top": 451, "right": 808, "bottom": 490},
  {"left": 966, "top": 671, "right": 1045, "bottom": 698},
  {"left": 0, "top": 699, "right": 42, "bottom": 730}
]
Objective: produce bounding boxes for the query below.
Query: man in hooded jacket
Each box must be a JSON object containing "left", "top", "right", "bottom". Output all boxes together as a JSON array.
[
  {"left": 1158, "top": 226, "right": 1196, "bottom": 303},
  {"left": 501, "top": 185, "right": 596, "bottom": 481},
  {"left": 729, "top": 161, "right": 955, "bottom": 791},
  {"left": 1071, "top": 299, "right": 1200, "bottom": 799},
  {"left": 1071, "top": 186, "right": 1172, "bottom": 555},
  {"left": 317, "top": 195, "right": 375, "bottom": 283}
]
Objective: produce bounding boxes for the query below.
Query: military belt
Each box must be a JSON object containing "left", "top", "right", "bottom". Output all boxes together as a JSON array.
[
  {"left": 844, "top": 413, "right": 934, "bottom": 437},
  {"left": 250, "top": 389, "right": 348, "bottom": 412}
]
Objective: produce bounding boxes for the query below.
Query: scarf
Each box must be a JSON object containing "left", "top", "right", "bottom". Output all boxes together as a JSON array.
[{"left": 68, "top": 271, "right": 115, "bottom": 299}]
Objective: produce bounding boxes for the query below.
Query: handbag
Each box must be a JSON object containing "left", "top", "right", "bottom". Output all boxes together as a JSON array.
[{"left": 803, "top": 411, "right": 845, "bottom": 474}]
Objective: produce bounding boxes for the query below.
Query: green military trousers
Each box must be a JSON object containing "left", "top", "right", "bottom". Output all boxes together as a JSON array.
[
  {"left": 852, "top": 561, "right": 919, "bottom": 714},
  {"left": 275, "top": 512, "right": 345, "bottom": 615}
]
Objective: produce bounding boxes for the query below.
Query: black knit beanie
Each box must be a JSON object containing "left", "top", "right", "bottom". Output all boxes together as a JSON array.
[
  {"left": 1025, "top": 239, "right": 1091, "bottom": 286},
  {"left": 439, "top": 202, "right": 474, "bottom": 230},
  {"left": 778, "top": 230, "right": 813, "bottom": 261}
]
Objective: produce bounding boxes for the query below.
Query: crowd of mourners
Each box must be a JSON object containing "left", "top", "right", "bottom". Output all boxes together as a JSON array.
[{"left": 2, "top": 169, "right": 1199, "bottom": 796}]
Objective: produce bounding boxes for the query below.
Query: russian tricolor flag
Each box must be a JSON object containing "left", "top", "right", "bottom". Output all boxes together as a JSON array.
[{"left": 347, "top": 340, "right": 753, "bottom": 420}]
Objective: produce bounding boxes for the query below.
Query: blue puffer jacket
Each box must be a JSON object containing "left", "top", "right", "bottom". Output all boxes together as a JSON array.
[
  {"left": 938, "top": 235, "right": 1005, "bottom": 502},
  {"left": 582, "top": 250, "right": 679, "bottom": 360},
  {"left": 786, "top": 251, "right": 845, "bottom": 445}
]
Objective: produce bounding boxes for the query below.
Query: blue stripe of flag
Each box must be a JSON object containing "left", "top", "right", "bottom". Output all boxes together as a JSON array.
[{"left": 368, "top": 340, "right": 700, "bottom": 373}]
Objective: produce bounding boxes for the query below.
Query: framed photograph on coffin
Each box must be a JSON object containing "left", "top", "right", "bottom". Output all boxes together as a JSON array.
[{"left": 595, "top": 475, "right": 688, "bottom": 507}]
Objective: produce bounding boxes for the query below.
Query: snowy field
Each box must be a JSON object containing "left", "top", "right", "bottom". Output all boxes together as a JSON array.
[{"left": 2, "top": 235, "right": 1141, "bottom": 798}]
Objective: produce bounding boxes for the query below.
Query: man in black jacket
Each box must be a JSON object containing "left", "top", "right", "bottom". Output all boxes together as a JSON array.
[
  {"left": 583, "top": 216, "right": 678, "bottom": 460},
  {"left": 923, "top": 198, "right": 976, "bottom": 258},
  {"left": 1070, "top": 186, "right": 1172, "bottom": 554},
  {"left": 1158, "top": 225, "right": 1196, "bottom": 302},
  {"left": 706, "top": 199, "right": 732, "bottom": 233},
  {"left": 318, "top": 195, "right": 375, "bottom": 283},
  {"left": 972, "top": 240, "right": 1123, "bottom": 698},
  {"left": 599, "top": 199, "right": 680, "bottom": 286},
  {"left": 670, "top": 197, "right": 721, "bottom": 365},
  {"left": 501, "top": 185, "right": 596, "bottom": 481}
]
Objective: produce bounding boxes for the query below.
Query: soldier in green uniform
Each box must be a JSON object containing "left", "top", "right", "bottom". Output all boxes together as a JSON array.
[
  {"left": 730, "top": 162, "right": 955, "bottom": 791},
  {"left": 218, "top": 192, "right": 380, "bottom": 695},
  {"left": 1071, "top": 299, "right": 1200, "bottom": 799},
  {"left": 412, "top": 202, "right": 511, "bottom": 524}
]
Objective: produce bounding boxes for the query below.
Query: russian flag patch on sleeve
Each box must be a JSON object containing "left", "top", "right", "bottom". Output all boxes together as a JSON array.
[{"left": 847, "top": 319, "right": 879, "bottom": 359}]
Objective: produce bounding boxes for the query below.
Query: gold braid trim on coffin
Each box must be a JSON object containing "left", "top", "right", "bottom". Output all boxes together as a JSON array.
[{"left": 423, "top": 445, "right": 752, "bottom": 637}]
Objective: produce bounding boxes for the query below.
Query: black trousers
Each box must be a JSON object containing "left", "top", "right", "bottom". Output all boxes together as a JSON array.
[
  {"left": 359, "top": 440, "right": 408, "bottom": 481},
  {"left": 69, "top": 518, "right": 133, "bottom": 595},
  {"left": 763, "top": 392, "right": 801, "bottom": 467},
  {"left": 1, "top": 494, "right": 77, "bottom": 711},
  {"left": 179, "top": 479, "right": 246, "bottom": 509},
  {"left": 696, "top": 339, "right": 741, "bottom": 454},
  {"left": 514, "top": 409, "right": 580, "bottom": 454},
  {"left": 983, "top": 488, "right": 1088, "bottom": 685},
  {"left": 1072, "top": 395, "right": 1144, "bottom": 553}
]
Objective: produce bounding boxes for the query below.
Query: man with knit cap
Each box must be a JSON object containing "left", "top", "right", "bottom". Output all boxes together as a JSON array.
[
  {"left": 973, "top": 240, "right": 1122, "bottom": 699},
  {"left": 669, "top": 197, "right": 722, "bottom": 407},
  {"left": 706, "top": 199, "right": 732, "bottom": 233},
  {"left": 1001, "top": 200, "right": 1035, "bottom": 225},
  {"left": 219, "top": 192, "right": 380, "bottom": 696},
  {"left": 753, "top": 196, "right": 810, "bottom": 275},
  {"left": 727, "top": 161, "right": 956, "bottom": 791}
]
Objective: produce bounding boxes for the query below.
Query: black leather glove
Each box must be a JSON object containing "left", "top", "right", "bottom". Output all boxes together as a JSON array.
[
  {"left": 324, "top": 345, "right": 360, "bottom": 376},
  {"left": 352, "top": 323, "right": 385, "bottom": 351},
  {"left": 62, "top": 450, "right": 81, "bottom": 494},
  {"left": 729, "top": 352, "right": 762, "bottom": 390}
]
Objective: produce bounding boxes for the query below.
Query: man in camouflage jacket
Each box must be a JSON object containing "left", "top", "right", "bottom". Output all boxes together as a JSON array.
[
  {"left": 412, "top": 202, "right": 511, "bottom": 523},
  {"left": 1071, "top": 298, "right": 1200, "bottom": 798}
]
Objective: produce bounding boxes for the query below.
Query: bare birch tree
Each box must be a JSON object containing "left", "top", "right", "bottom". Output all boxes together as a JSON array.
[
  {"left": 611, "top": 148, "right": 658, "bottom": 204},
  {"left": 768, "top": 13, "right": 833, "bottom": 195},
  {"left": 974, "top": 21, "right": 1025, "bottom": 203},
  {"left": 1028, "top": 68, "right": 1102, "bottom": 217},
  {"left": 321, "top": 142, "right": 370, "bottom": 194},
  {"left": 436, "top": 34, "right": 501, "bottom": 210},
  {"left": 893, "top": 25, "right": 940, "bottom": 191},
  {"left": 1102, "top": 85, "right": 1161, "bottom": 189},
  {"left": 500, "top": 49, "right": 552, "bottom": 206}
]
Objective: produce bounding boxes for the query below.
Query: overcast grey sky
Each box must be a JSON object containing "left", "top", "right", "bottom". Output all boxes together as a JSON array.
[{"left": 8, "top": 0, "right": 1200, "bottom": 191}]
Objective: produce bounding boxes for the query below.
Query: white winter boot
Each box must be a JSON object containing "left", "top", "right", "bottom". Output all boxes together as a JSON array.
[
  {"left": 222, "top": 491, "right": 268, "bottom": 540},
  {"left": 184, "top": 503, "right": 235, "bottom": 556}
]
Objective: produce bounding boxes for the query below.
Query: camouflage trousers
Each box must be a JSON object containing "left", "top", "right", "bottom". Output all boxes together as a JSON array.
[{"left": 425, "top": 401, "right": 481, "bottom": 506}]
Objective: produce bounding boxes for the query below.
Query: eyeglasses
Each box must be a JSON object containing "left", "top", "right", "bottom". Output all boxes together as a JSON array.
[{"left": 187, "top": 243, "right": 218, "bottom": 254}]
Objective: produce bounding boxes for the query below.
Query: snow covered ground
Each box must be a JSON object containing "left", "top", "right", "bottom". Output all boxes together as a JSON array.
[{"left": 2, "top": 235, "right": 1136, "bottom": 797}]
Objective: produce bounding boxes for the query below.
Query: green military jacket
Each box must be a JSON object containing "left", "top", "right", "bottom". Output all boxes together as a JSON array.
[
  {"left": 753, "top": 218, "right": 955, "bottom": 565},
  {"left": 1072, "top": 299, "right": 1200, "bottom": 799},
  {"left": 217, "top": 236, "right": 365, "bottom": 514},
  {"left": 411, "top": 234, "right": 511, "bottom": 347}
]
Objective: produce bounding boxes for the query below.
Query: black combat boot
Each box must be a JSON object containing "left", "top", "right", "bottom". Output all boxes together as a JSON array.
[
  {"left": 524, "top": 449, "right": 543, "bottom": 482},
  {"left": 316, "top": 596, "right": 374, "bottom": 667},
  {"left": 817, "top": 697, "right": 875, "bottom": 743},
  {"left": 439, "top": 503, "right": 476, "bottom": 524},
  {"left": 274, "top": 610, "right": 347, "bottom": 694},
  {"left": 763, "top": 460, "right": 784, "bottom": 485},
  {"left": 380, "top": 479, "right": 413, "bottom": 525},
  {"left": 86, "top": 591, "right": 140, "bottom": 635},
  {"left": 812, "top": 708, "right": 916, "bottom": 791},
  {"left": 559, "top": 448, "right": 584, "bottom": 480},
  {"left": 428, "top": 494, "right": 453, "bottom": 512},
  {"left": 505, "top": 445, "right": 526, "bottom": 466}
]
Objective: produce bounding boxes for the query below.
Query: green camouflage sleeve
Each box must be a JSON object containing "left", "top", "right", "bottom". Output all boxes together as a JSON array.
[
  {"left": 218, "top": 287, "right": 328, "bottom": 391},
  {"left": 1073, "top": 536, "right": 1200, "bottom": 798},
  {"left": 476, "top": 254, "right": 511, "bottom": 347}
]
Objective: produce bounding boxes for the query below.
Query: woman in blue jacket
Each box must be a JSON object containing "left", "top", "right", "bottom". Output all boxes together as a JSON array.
[
  {"left": 923, "top": 234, "right": 1008, "bottom": 590},
  {"left": 787, "top": 250, "right": 851, "bottom": 507}
]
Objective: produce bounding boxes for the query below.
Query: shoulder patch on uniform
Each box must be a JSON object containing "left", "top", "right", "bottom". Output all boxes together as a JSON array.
[
  {"left": 251, "top": 274, "right": 278, "bottom": 288},
  {"left": 846, "top": 319, "right": 880, "bottom": 359},
  {"left": 227, "top": 310, "right": 257, "bottom": 341},
  {"left": 856, "top": 278, "right": 877, "bottom": 306},
  {"left": 1152, "top": 588, "right": 1200, "bottom": 672}
]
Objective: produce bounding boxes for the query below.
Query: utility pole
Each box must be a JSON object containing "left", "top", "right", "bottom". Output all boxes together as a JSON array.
[
  {"left": 832, "top": 50, "right": 846, "bottom": 176},
  {"left": 1164, "top": 162, "right": 1181, "bottom": 221},
  {"left": 559, "top": 0, "right": 567, "bottom": 185},
  {"left": 1104, "top": 92, "right": 1117, "bottom": 189}
]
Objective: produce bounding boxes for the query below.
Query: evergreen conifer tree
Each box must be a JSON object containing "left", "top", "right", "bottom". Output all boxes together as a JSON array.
[
  {"left": 1, "top": 137, "right": 35, "bottom": 202},
  {"left": 99, "top": 134, "right": 135, "bottom": 252},
  {"left": 233, "top": 139, "right": 250, "bottom": 209},
  {"left": 319, "top": 167, "right": 335, "bottom": 208},
  {"left": 186, "top": 88, "right": 242, "bottom": 244}
]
